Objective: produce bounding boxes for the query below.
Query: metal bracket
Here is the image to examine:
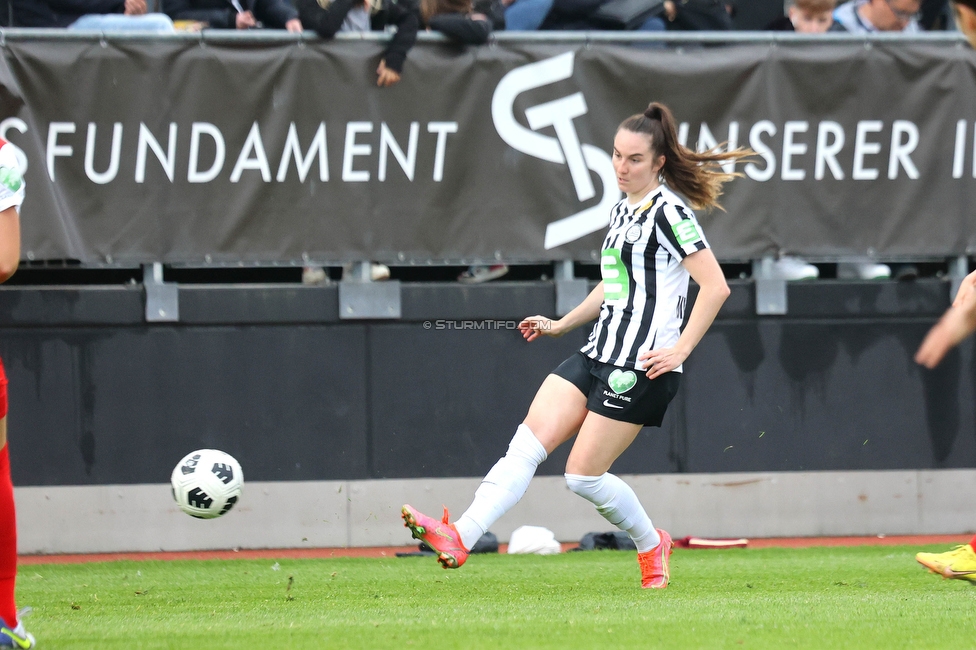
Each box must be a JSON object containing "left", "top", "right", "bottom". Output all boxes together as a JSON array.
[
  {"left": 143, "top": 262, "right": 179, "bottom": 323},
  {"left": 949, "top": 255, "right": 969, "bottom": 302},
  {"left": 339, "top": 262, "right": 401, "bottom": 319},
  {"left": 554, "top": 260, "right": 588, "bottom": 317},
  {"left": 753, "top": 257, "right": 787, "bottom": 316}
]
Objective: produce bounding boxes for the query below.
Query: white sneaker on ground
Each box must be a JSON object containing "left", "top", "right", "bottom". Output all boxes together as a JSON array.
[
  {"left": 837, "top": 262, "right": 891, "bottom": 280},
  {"left": 767, "top": 257, "right": 819, "bottom": 281}
]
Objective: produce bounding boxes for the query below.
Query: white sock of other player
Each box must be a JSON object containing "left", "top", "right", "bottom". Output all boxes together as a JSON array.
[
  {"left": 453, "top": 424, "right": 548, "bottom": 550},
  {"left": 565, "top": 472, "right": 661, "bottom": 552}
]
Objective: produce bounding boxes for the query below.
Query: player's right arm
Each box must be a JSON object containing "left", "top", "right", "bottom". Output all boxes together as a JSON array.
[
  {"left": 0, "top": 141, "right": 23, "bottom": 284},
  {"left": 0, "top": 206, "right": 19, "bottom": 284},
  {"left": 915, "top": 269, "right": 976, "bottom": 368},
  {"left": 519, "top": 281, "right": 604, "bottom": 342}
]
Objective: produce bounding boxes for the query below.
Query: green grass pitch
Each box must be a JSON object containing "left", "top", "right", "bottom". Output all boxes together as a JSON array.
[{"left": 19, "top": 545, "right": 976, "bottom": 649}]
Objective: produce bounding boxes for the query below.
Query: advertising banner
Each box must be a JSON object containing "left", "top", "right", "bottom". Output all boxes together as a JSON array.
[{"left": 1, "top": 37, "right": 974, "bottom": 263}]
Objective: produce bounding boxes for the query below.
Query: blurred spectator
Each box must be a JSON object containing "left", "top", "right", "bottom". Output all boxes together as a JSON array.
[
  {"left": 490, "top": 0, "right": 548, "bottom": 29},
  {"left": 918, "top": 0, "right": 950, "bottom": 28},
  {"left": 662, "top": 0, "right": 733, "bottom": 30},
  {"left": 45, "top": 0, "right": 175, "bottom": 30},
  {"left": 420, "top": 0, "right": 492, "bottom": 42},
  {"left": 0, "top": 0, "right": 59, "bottom": 26},
  {"left": 166, "top": 0, "right": 302, "bottom": 31},
  {"left": 766, "top": 0, "right": 843, "bottom": 30},
  {"left": 295, "top": 0, "right": 419, "bottom": 87},
  {"left": 473, "top": 0, "right": 506, "bottom": 28},
  {"left": 833, "top": 0, "right": 921, "bottom": 32},
  {"left": 957, "top": 0, "right": 976, "bottom": 43},
  {"left": 538, "top": 0, "right": 668, "bottom": 30}
]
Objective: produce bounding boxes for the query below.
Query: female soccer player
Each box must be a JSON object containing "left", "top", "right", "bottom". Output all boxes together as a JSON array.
[
  {"left": 403, "top": 102, "right": 752, "bottom": 589},
  {"left": 0, "top": 139, "right": 31, "bottom": 647}
]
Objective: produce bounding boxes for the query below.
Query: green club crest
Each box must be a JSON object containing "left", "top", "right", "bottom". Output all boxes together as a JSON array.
[
  {"left": 0, "top": 166, "right": 22, "bottom": 193},
  {"left": 607, "top": 369, "right": 637, "bottom": 394}
]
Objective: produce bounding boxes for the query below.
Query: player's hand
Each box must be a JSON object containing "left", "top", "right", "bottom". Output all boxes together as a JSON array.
[
  {"left": 285, "top": 18, "right": 303, "bottom": 32},
  {"left": 376, "top": 60, "right": 401, "bottom": 87},
  {"left": 124, "top": 0, "right": 147, "bottom": 15},
  {"left": 236, "top": 10, "right": 257, "bottom": 28},
  {"left": 639, "top": 346, "right": 689, "bottom": 380},
  {"left": 519, "top": 316, "right": 563, "bottom": 342},
  {"left": 915, "top": 292, "right": 976, "bottom": 369}
]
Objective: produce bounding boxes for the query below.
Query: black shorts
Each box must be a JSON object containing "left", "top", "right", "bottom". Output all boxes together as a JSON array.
[{"left": 552, "top": 352, "right": 680, "bottom": 427}]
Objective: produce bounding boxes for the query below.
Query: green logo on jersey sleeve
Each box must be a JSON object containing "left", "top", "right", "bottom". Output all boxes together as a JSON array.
[
  {"left": 601, "top": 248, "right": 630, "bottom": 303},
  {"left": 672, "top": 220, "right": 701, "bottom": 247},
  {"left": 0, "top": 166, "right": 22, "bottom": 194}
]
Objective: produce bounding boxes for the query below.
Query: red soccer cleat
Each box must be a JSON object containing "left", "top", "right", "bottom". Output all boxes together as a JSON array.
[
  {"left": 401, "top": 504, "right": 469, "bottom": 569},
  {"left": 637, "top": 529, "right": 673, "bottom": 589}
]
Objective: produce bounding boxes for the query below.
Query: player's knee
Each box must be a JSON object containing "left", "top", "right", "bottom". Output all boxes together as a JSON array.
[
  {"left": 565, "top": 472, "right": 604, "bottom": 501},
  {"left": 507, "top": 424, "right": 547, "bottom": 465}
]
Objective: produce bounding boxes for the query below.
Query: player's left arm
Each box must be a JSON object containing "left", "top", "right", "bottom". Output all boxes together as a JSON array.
[{"left": 640, "top": 247, "right": 730, "bottom": 379}]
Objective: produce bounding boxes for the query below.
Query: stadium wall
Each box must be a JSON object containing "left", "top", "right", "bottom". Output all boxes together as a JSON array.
[{"left": 4, "top": 279, "right": 976, "bottom": 552}]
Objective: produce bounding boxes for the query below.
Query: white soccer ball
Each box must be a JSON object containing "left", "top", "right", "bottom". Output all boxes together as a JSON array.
[{"left": 171, "top": 449, "right": 243, "bottom": 519}]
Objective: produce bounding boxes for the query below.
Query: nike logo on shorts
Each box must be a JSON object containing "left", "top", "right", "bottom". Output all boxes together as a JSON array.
[{"left": 603, "top": 399, "right": 624, "bottom": 409}]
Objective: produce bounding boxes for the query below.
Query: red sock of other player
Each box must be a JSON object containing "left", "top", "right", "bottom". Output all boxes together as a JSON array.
[
  {"left": 0, "top": 444, "right": 18, "bottom": 627},
  {"left": 969, "top": 534, "right": 976, "bottom": 554}
]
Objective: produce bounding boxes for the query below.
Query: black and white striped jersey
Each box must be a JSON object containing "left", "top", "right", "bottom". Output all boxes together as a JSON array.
[{"left": 580, "top": 185, "right": 709, "bottom": 372}]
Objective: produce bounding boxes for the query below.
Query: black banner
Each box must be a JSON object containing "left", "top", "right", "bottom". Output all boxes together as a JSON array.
[{"left": 1, "top": 37, "right": 974, "bottom": 263}]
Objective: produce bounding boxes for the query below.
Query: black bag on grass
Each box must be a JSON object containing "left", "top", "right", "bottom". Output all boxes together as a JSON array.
[{"left": 572, "top": 531, "right": 637, "bottom": 551}]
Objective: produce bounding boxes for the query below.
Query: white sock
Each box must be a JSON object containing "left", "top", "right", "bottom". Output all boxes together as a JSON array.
[
  {"left": 454, "top": 424, "right": 547, "bottom": 550},
  {"left": 565, "top": 472, "right": 661, "bottom": 552}
]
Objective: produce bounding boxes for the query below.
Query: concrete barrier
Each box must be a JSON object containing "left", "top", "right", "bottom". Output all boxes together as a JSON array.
[{"left": 17, "top": 469, "right": 976, "bottom": 554}]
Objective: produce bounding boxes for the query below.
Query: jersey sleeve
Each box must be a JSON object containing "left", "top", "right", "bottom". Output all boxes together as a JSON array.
[
  {"left": 655, "top": 202, "right": 709, "bottom": 260},
  {"left": 0, "top": 143, "right": 25, "bottom": 214}
]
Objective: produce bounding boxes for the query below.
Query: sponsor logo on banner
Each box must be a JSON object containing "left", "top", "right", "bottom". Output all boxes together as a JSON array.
[{"left": 491, "top": 52, "right": 622, "bottom": 250}]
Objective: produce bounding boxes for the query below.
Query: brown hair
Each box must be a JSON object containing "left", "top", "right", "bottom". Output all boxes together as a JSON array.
[
  {"left": 420, "top": 0, "right": 472, "bottom": 23},
  {"left": 793, "top": 0, "right": 836, "bottom": 13},
  {"left": 618, "top": 102, "right": 754, "bottom": 211}
]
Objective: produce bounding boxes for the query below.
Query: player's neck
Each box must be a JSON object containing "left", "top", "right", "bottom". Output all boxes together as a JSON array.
[{"left": 627, "top": 179, "right": 661, "bottom": 206}]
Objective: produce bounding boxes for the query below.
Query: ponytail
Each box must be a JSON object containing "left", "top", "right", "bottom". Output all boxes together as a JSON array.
[{"left": 619, "top": 102, "right": 753, "bottom": 211}]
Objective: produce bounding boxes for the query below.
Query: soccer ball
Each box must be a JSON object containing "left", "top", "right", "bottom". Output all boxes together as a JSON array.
[{"left": 171, "top": 449, "right": 243, "bottom": 519}]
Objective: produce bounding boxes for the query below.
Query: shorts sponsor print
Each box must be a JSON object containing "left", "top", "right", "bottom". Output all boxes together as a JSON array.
[{"left": 553, "top": 352, "right": 679, "bottom": 427}]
